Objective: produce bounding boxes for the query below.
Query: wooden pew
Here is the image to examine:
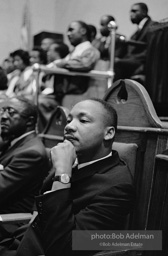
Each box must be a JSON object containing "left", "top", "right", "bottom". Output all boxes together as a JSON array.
[
  {"left": 103, "top": 79, "right": 168, "bottom": 233},
  {"left": 38, "top": 105, "right": 69, "bottom": 148},
  {"left": 144, "top": 153, "right": 168, "bottom": 256}
]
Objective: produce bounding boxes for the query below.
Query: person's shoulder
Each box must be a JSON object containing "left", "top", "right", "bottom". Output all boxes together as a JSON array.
[
  {"left": 16, "top": 133, "right": 45, "bottom": 154},
  {"left": 106, "top": 152, "right": 133, "bottom": 184},
  {"left": 145, "top": 17, "right": 157, "bottom": 27},
  {"left": 88, "top": 43, "right": 100, "bottom": 57}
]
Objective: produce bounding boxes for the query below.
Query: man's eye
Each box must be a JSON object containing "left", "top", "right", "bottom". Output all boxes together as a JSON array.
[
  {"left": 67, "top": 119, "right": 72, "bottom": 123},
  {"left": 80, "top": 119, "right": 89, "bottom": 123}
]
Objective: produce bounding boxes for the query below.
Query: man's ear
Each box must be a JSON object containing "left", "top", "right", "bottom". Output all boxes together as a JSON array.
[
  {"left": 104, "top": 126, "right": 115, "bottom": 141},
  {"left": 80, "top": 27, "right": 87, "bottom": 36}
]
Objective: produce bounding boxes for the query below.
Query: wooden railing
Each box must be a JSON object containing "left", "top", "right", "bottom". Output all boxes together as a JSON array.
[{"left": 32, "top": 21, "right": 118, "bottom": 106}]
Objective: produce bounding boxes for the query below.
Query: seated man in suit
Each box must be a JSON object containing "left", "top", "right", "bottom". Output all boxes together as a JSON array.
[
  {"left": 0, "top": 96, "right": 50, "bottom": 237},
  {"left": 13, "top": 98, "right": 134, "bottom": 256},
  {"left": 114, "top": 2, "right": 156, "bottom": 81}
]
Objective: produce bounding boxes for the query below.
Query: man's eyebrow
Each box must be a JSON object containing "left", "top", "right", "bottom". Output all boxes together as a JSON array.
[{"left": 68, "top": 112, "right": 93, "bottom": 119}]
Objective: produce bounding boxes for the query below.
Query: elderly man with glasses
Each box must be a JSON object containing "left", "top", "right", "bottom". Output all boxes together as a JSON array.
[{"left": 0, "top": 96, "right": 50, "bottom": 240}]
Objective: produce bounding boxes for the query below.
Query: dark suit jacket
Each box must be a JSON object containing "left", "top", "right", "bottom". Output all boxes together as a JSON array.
[
  {"left": 16, "top": 150, "right": 135, "bottom": 256},
  {"left": 114, "top": 17, "right": 156, "bottom": 80},
  {"left": 93, "top": 34, "right": 127, "bottom": 61},
  {"left": 127, "top": 17, "right": 155, "bottom": 59},
  {"left": 0, "top": 132, "right": 50, "bottom": 214}
]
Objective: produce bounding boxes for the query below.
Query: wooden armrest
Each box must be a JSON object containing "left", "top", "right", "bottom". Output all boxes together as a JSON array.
[
  {"left": 0, "top": 213, "right": 33, "bottom": 223},
  {"left": 155, "top": 154, "right": 168, "bottom": 161}
]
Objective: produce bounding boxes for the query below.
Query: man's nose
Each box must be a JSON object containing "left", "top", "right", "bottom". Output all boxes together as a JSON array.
[
  {"left": 1, "top": 112, "right": 8, "bottom": 119},
  {"left": 65, "top": 121, "right": 76, "bottom": 132},
  {"left": 67, "top": 31, "right": 71, "bottom": 37}
]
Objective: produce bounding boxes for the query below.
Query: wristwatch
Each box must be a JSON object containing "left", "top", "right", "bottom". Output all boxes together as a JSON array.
[{"left": 52, "top": 174, "right": 71, "bottom": 184}]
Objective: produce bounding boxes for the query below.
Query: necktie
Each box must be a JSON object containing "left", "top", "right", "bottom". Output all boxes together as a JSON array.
[{"left": 132, "top": 28, "right": 141, "bottom": 40}]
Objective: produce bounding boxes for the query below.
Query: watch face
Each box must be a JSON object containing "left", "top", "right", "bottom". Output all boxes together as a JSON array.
[{"left": 61, "top": 174, "right": 70, "bottom": 184}]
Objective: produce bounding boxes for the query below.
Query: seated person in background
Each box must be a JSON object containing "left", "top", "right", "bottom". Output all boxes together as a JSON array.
[
  {"left": 38, "top": 21, "right": 100, "bottom": 131},
  {"left": 53, "top": 20, "right": 100, "bottom": 72},
  {"left": 0, "top": 96, "right": 50, "bottom": 238},
  {"left": 14, "top": 98, "right": 134, "bottom": 256},
  {"left": 40, "top": 37, "right": 56, "bottom": 52},
  {"left": 88, "top": 24, "right": 98, "bottom": 45},
  {"left": 4, "top": 52, "right": 18, "bottom": 90},
  {"left": 2, "top": 52, "right": 16, "bottom": 76},
  {"left": 94, "top": 15, "right": 126, "bottom": 65},
  {"left": 47, "top": 43, "right": 69, "bottom": 64},
  {"left": 5, "top": 49, "right": 32, "bottom": 97},
  {"left": 42, "top": 42, "right": 70, "bottom": 94},
  {"left": 29, "top": 47, "right": 47, "bottom": 66},
  {"left": 37, "top": 43, "right": 69, "bottom": 132},
  {"left": 49, "top": 20, "right": 100, "bottom": 99},
  {"left": 114, "top": 2, "right": 156, "bottom": 81},
  {"left": 28, "top": 47, "right": 48, "bottom": 95}
]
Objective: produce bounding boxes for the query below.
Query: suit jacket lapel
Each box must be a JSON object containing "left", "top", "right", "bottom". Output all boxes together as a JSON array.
[
  {"left": 136, "top": 18, "right": 152, "bottom": 41},
  {"left": 72, "top": 150, "right": 120, "bottom": 182},
  {"left": 131, "top": 17, "right": 152, "bottom": 41},
  {"left": 0, "top": 132, "right": 36, "bottom": 162}
]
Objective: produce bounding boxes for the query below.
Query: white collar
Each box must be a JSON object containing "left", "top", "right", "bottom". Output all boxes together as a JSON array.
[
  {"left": 65, "top": 41, "right": 92, "bottom": 59},
  {"left": 138, "top": 17, "right": 148, "bottom": 30},
  {"left": 77, "top": 152, "right": 112, "bottom": 170},
  {"left": 11, "top": 130, "right": 36, "bottom": 147}
]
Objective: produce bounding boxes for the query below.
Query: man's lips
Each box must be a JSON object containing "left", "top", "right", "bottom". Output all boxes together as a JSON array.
[
  {"left": 64, "top": 134, "right": 78, "bottom": 142},
  {"left": 1, "top": 123, "right": 8, "bottom": 128}
]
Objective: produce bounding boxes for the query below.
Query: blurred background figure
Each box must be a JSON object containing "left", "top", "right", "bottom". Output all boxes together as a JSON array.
[
  {"left": 41, "top": 43, "right": 69, "bottom": 95},
  {"left": 114, "top": 2, "right": 156, "bottom": 82},
  {"left": 6, "top": 49, "right": 32, "bottom": 97},
  {"left": 40, "top": 37, "right": 56, "bottom": 52},
  {"left": 88, "top": 24, "right": 98, "bottom": 45},
  {"left": 2, "top": 54, "right": 15, "bottom": 75},
  {"left": 47, "top": 43, "right": 69, "bottom": 63},
  {"left": 94, "top": 14, "right": 126, "bottom": 62},
  {"left": 37, "top": 43, "right": 69, "bottom": 132},
  {"left": 29, "top": 47, "right": 47, "bottom": 66}
]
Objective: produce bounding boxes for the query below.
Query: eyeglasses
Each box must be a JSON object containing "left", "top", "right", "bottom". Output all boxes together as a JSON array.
[{"left": 0, "top": 107, "right": 18, "bottom": 117}]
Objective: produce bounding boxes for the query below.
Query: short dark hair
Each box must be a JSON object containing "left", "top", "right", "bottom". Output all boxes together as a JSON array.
[
  {"left": 88, "top": 24, "right": 97, "bottom": 39},
  {"left": 53, "top": 43, "right": 69, "bottom": 58},
  {"left": 10, "top": 96, "right": 38, "bottom": 126},
  {"left": 105, "top": 15, "right": 115, "bottom": 23},
  {"left": 12, "top": 49, "right": 30, "bottom": 66},
  {"left": 32, "top": 47, "right": 47, "bottom": 64},
  {"left": 90, "top": 98, "right": 118, "bottom": 130},
  {"left": 76, "top": 20, "right": 91, "bottom": 41},
  {"left": 135, "top": 2, "right": 148, "bottom": 15}
]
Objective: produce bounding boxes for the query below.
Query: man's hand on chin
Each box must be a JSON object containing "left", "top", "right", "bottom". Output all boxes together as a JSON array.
[{"left": 51, "top": 139, "right": 76, "bottom": 176}]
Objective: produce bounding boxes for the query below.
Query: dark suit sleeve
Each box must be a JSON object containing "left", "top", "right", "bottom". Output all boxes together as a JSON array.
[
  {"left": 0, "top": 149, "right": 47, "bottom": 204},
  {"left": 34, "top": 181, "right": 134, "bottom": 256}
]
